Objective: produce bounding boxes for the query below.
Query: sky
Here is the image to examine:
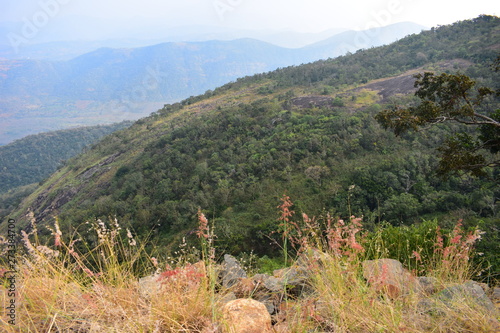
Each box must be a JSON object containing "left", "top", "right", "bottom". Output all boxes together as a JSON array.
[{"left": 0, "top": 0, "right": 498, "bottom": 43}]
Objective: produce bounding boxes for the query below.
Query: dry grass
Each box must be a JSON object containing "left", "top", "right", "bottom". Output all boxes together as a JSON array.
[{"left": 1, "top": 203, "right": 498, "bottom": 332}]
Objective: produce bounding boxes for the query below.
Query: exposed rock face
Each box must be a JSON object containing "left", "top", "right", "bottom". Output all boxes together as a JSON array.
[
  {"left": 221, "top": 298, "right": 272, "bottom": 333},
  {"left": 273, "top": 265, "right": 308, "bottom": 286},
  {"left": 416, "top": 276, "right": 439, "bottom": 295}
]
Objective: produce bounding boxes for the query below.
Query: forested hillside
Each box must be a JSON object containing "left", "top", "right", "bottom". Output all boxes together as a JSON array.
[
  {"left": 8, "top": 16, "right": 499, "bottom": 271},
  {"left": 0, "top": 121, "right": 132, "bottom": 194},
  {"left": 0, "top": 122, "right": 132, "bottom": 220}
]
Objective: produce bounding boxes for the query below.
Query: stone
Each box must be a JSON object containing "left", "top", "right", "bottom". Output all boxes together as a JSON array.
[
  {"left": 221, "top": 298, "right": 272, "bottom": 333},
  {"left": 233, "top": 277, "right": 256, "bottom": 298},
  {"left": 416, "top": 276, "right": 439, "bottom": 295},
  {"left": 138, "top": 274, "right": 161, "bottom": 299},
  {"left": 362, "top": 258, "right": 416, "bottom": 298},
  {"left": 296, "top": 248, "right": 333, "bottom": 269},
  {"left": 273, "top": 265, "right": 308, "bottom": 286},
  {"left": 252, "top": 293, "right": 277, "bottom": 315},
  {"left": 490, "top": 287, "right": 500, "bottom": 310},
  {"left": 218, "top": 292, "right": 237, "bottom": 306},
  {"left": 437, "top": 281, "right": 498, "bottom": 314},
  {"left": 222, "top": 254, "right": 247, "bottom": 288},
  {"left": 253, "top": 273, "right": 284, "bottom": 293}
]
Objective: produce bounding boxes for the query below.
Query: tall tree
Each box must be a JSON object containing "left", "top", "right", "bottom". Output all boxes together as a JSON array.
[{"left": 376, "top": 65, "right": 499, "bottom": 178}]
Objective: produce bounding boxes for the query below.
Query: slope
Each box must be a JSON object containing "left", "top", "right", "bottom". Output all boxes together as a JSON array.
[
  {"left": 8, "top": 16, "right": 500, "bottom": 256},
  {"left": 0, "top": 121, "right": 132, "bottom": 194}
]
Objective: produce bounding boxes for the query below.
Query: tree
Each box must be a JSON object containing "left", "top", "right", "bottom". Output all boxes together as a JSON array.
[{"left": 375, "top": 66, "right": 499, "bottom": 178}]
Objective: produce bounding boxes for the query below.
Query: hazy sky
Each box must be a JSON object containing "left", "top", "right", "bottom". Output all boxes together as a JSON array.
[{"left": 1, "top": 0, "right": 498, "bottom": 40}]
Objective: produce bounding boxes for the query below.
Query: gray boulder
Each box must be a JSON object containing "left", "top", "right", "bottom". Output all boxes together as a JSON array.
[
  {"left": 221, "top": 254, "right": 247, "bottom": 288},
  {"left": 437, "top": 281, "right": 498, "bottom": 314}
]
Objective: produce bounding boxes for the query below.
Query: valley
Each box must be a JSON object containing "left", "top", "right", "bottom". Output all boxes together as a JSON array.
[{"left": 0, "top": 22, "right": 425, "bottom": 145}]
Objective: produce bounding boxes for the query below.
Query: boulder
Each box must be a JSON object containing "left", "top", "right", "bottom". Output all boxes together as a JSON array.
[
  {"left": 362, "top": 258, "right": 416, "bottom": 298},
  {"left": 222, "top": 254, "right": 247, "bottom": 288},
  {"left": 491, "top": 287, "right": 500, "bottom": 311},
  {"left": 273, "top": 265, "right": 308, "bottom": 286},
  {"left": 296, "top": 248, "right": 333, "bottom": 269},
  {"left": 218, "top": 291, "right": 237, "bottom": 306},
  {"left": 137, "top": 275, "right": 160, "bottom": 295},
  {"left": 232, "top": 277, "right": 256, "bottom": 298},
  {"left": 416, "top": 276, "right": 440, "bottom": 295},
  {"left": 436, "top": 281, "right": 498, "bottom": 314},
  {"left": 221, "top": 298, "right": 272, "bottom": 333},
  {"left": 253, "top": 273, "right": 284, "bottom": 293}
]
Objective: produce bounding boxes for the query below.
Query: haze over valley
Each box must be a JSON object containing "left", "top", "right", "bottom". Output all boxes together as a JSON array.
[{"left": 0, "top": 22, "right": 425, "bottom": 145}]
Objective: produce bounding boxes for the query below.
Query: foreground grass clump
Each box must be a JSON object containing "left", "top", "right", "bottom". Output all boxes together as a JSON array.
[
  {"left": 0, "top": 215, "right": 221, "bottom": 332},
  {"left": 0, "top": 199, "right": 498, "bottom": 332}
]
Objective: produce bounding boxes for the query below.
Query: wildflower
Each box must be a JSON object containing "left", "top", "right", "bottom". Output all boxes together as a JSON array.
[
  {"left": 434, "top": 226, "right": 444, "bottom": 253},
  {"left": 83, "top": 268, "right": 96, "bottom": 278},
  {"left": 27, "top": 210, "right": 37, "bottom": 234},
  {"left": 53, "top": 219, "right": 62, "bottom": 246},
  {"left": 21, "top": 230, "right": 37, "bottom": 257},
  {"left": 68, "top": 239, "right": 81, "bottom": 260},
  {"left": 412, "top": 250, "right": 422, "bottom": 262},
  {"left": 126, "top": 228, "right": 136, "bottom": 246},
  {"left": 196, "top": 209, "right": 209, "bottom": 239},
  {"left": 113, "top": 217, "right": 121, "bottom": 230},
  {"left": 450, "top": 234, "right": 462, "bottom": 244},
  {"left": 151, "top": 257, "right": 158, "bottom": 268},
  {"left": 277, "top": 194, "right": 294, "bottom": 226},
  {"left": 36, "top": 245, "right": 59, "bottom": 258},
  {"left": 465, "top": 229, "right": 483, "bottom": 245},
  {"left": 349, "top": 238, "right": 364, "bottom": 252}
]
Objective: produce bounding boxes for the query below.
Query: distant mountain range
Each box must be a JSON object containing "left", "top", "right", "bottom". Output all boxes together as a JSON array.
[
  {"left": 0, "top": 24, "right": 352, "bottom": 60},
  {"left": 0, "top": 22, "right": 425, "bottom": 145}
]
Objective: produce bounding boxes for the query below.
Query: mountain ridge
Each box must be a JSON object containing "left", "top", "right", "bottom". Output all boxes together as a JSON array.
[
  {"left": 0, "top": 22, "right": 425, "bottom": 145},
  {"left": 6, "top": 16, "right": 500, "bottom": 258}
]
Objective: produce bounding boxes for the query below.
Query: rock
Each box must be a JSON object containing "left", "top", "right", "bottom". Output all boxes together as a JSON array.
[
  {"left": 476, "top": 282, "right": 490, "bottom": 294},
  {"left": 296, "top": 248, "right": 333, "bottom": 269},
  {"left": 138, "top": 274, "right": 161, "bottom": 299},
  {"left": 490, "top": 287, "right": 500, "bottom": 310},
  {"left": 362, "top": 258, "right": 416, "bottom": 298},
  {"left": 233, "top": 277, "right": 256, "bottom": 297},
  {"left": 253, "top": 273, "right": 284, "bottom": 293},
  {"left": 221, "top": 298, "right": 272, "bottom": 333},
  {"left": 437, "top": 281, "right": 498, "bottom": 314},
  {"left": 273, "top": 266, "right": 308, "bottom": 286},
  {"left": 218, "top": 292, "right": 237, "bottom": 306},
  {"left": 253, "top": 293, "right": 277, "bottom": 315},
  {"left": 222, "top": 254, "right": 247, "bottom": 288},
  {"left": 416, "top": 276, "right": 440, "bottom": 295}
]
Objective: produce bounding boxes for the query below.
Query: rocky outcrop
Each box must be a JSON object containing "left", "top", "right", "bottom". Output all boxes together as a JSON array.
[
  {"left": 138, "top": 251, "right": 500, "bottom": 331},
  {"left": 221, "top": 254, "right": 247, "bottom": 288},
  {"left": 491, "top": 287, "right": 500, "bottom": 311},
  {"left": 221, "top": 298, "right": 272, "bottom": 333},
  {"left": 433, "top": 281, "right": 497, "bottom": 314}
]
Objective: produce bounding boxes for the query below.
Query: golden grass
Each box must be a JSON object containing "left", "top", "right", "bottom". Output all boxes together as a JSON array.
[{"left": 1, "top": 209, "right": 498, "bottom": 332}]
